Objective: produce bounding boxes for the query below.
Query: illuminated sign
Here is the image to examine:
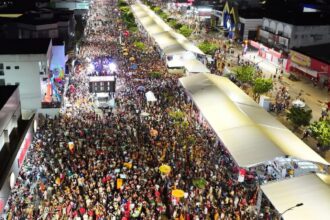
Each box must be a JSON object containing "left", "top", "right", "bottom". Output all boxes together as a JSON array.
[{"left": 290, "top": 51, "right": 311, "bottom": 67}]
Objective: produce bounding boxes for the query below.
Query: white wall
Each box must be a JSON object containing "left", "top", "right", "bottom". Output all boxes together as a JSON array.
[
  {"left": 290, "top": 25, "right": 330, "bottom": 48},
  {"left": 262, "top": 17, "right": 330, "bottom": 48},
  {"left": 239, "top": 17, "right": 262, "bottom": 39},
  {"left": 0, "top": 55, "right": 48, "bottom": 111}
]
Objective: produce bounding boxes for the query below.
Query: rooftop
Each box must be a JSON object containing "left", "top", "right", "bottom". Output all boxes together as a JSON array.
[
  {"left": 293, "top": 43, "right": 330, "bottom": 65},
  {"left": 0, "top": 85, "right": 18, "bottom": 110},
  {"left": 239, "top": 9, "right": 265, "bottom": 19},
  {"left": 0, "top": 39, "right": 51, "bottom": 55},
  {"left": 267, "top": 12, "right": 330, "bottom": 26}
]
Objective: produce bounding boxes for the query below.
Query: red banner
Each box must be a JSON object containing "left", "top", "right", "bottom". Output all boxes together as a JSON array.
[
  {"left": 311, "top": 58, "right": 330, "bottom": 74},
  {"left": 18, "top": 134, "right": 31, "bottom": 168}
]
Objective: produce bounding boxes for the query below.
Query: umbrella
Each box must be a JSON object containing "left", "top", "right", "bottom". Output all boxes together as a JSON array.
[
  {"left": 172, "top": 189, "right": 185, "bottom": 198},
  {"left": 140, "top": 112, "right": 150, "bottom": 117},
  {"left": 123, "top": 162, "right": 132, "bottom": 169},
  {"left": 131, "top": 64, "right": 138, "bottom": 69},
  {"left": 137, "top": 85, "right": 146, "bottom": 92},
  {"left": 159, "top": 164, "right": 171, "bottom": 174}
]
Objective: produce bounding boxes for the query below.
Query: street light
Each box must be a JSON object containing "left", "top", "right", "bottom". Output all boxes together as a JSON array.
[{"left": 279, "top": 203, "right": 304, "bottom": 219}]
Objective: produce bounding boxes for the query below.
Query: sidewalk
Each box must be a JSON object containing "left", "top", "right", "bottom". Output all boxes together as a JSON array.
[{"left": 242, "top": 52, "right": 329, "bottom": 122}]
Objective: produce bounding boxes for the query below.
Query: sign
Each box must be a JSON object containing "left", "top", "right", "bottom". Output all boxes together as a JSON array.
[
  {"left": 290, "top": 50, "right": 311, "bottom": 67},
  {"left": 76, "top": 2, "right": 89, "bottom": 10},
  {"left": 0, "top": 199, "right": 4, "bottom": 213},
  {"left": 311, "top": 58, "right": 330, "bottom": 74},
  {"left": 18, "top": 133, "right": 31, "bottom": 167},
  {"left": 249, "top": 40, "right": 260, "bottom": 49}
]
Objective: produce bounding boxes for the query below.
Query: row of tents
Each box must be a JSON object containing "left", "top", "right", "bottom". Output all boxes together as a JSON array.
[{"left": 130, "top": 2, "right": 210, "bottom": 75}]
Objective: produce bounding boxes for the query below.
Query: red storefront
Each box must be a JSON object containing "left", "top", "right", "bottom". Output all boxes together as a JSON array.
[{"left": 287, "top": 50, "right": 330, "bottom": 88}]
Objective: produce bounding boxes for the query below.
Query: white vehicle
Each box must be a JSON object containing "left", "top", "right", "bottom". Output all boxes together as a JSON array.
[{"left": 95, "top": 93, "right": 110, "bottom": 109}]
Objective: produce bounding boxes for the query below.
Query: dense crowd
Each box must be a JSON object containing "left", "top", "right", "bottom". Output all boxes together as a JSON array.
[{"left": 2, "top": 0, "right": 277, "bottom": 219}]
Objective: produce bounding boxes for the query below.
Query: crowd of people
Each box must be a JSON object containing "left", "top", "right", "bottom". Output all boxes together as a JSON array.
[{"left": 2, "top": 0, "right": 278, "bottom": 219}]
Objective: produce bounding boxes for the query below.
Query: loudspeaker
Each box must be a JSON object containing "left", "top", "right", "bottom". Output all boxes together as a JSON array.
[{"left": 109, "top": 80, "right": 116, "bottom": 93}]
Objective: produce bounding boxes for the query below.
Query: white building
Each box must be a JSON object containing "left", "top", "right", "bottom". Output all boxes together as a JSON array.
[
  {"left": 0, "top": 39, "right": 52, "bottom": 116},
  {"left": 0, "top": 85, "right": 36, "bottom": 215},
  {"left": 259, "top": 15, "right": 330, "bottom": 50}
]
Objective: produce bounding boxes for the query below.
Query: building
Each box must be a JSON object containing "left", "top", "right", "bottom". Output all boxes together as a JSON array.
[
  {"left": 287, "top": 43, "right": 330, "bottom": 88},
  {"left": 0, "top": 39, "right": 52, "bottom": 113},
  {"left": 237, "top": 9, "right": 263, "bottom": 40},
  {"left": 0, "top": 85, "right": 35, "bottom": 214},
  {"left": 0, "top": 8, "right": 75, "bottom": 44},
  {"left": 259, "top": 13, "right": 330, "bottom": 51}
]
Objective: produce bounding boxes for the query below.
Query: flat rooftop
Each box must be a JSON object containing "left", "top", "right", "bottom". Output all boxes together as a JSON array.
[
  {"left": 0, "top": 85, "right": 18, "bottom": 110},
  {"left": 267, "top": 12, "right": 330, "bottom": 26},
  {"left": 0, "top": 39, "right": 50, "bottom": 55},
  {"left": 293, "top": 43, "right": 330, "bottom": 65}
]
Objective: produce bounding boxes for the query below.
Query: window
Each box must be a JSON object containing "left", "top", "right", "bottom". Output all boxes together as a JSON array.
[
  {"left": 6, "top": 66, "right": 11, "bottom": 70},
  {"left": 0, "top": 71, "right": 4, "bottom": 76},
  {"left": 0, "top": 63, "right": 3, "bottom": 69},
  {"left": 0, "top": 79, "right": 5, "bottom": 85},
  {"left": 14, "top": 66, "right": 19, "bottom": 70}
]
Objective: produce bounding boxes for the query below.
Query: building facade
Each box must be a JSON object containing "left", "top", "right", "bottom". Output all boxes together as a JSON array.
[
  {"left": 0, "top": 39, "right": 52, "bottom": 115},
  {"left": 259, "top": 17, "right": 330, "bottom": 51}
]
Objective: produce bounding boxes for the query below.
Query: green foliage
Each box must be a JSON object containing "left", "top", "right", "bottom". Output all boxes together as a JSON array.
[
  {"left": 198, "top": 41, "right": 218, "bottom": 55},
  {"left": 129, "top": 26, "right": 138, "bottom": 33},
  {"left": 169, "top": 109, "right": 189, "bottom": 129},
  {"left": 174, "top": 23, "right": 183, "bottom": 30},
  {"left": 168, "top": 19, "right": 177, "bottom": 27},
  {"left": 169, "top": 109, "right": 185, "bottom": 121},
  {"left": 252, "top": 78, "right": 273, "bottom": 100},
  {"left": 159, "top": 12, "right": 168, "bottom": 20},
  {"left": 309, "top": 119, "right": 330, "bottom": 148},
  {"left": 179, "top": 25, "right": 193, "bottom": 37},
  {"left": 287, "top": 106, "right": 312, "bottom": 129},
  {"left": 118, "top": 0, "right": 128, "bottom": 7},
  {"left": 232, "top": 65, "right": 256, "bottom": 84},
  {"left": 153, "top": 6, "right": 161, "bottom": 13},
  {"left": 134, "top": 41, "right": 145, "bottom": 50},
  {"left": 149, "top": 71, "right": 162, "bottom": 79},
  {"left": 119, "top": 6, "right": 130, "bottom": 13}
]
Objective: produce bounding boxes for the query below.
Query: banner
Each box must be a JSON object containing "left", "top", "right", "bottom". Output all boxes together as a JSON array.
[
  {"left": 290, "top": 50, "right": 311, "bottom": 67},
  {"left": 311, "top": 58, "right": 330, "bottom": 74}
]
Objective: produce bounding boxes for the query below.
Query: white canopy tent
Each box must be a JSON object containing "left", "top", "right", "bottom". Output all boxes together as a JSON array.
[
  {"left": 184, "top": 59, "right": 210, "bottom": 74},
  {"left": 261, "top": 174, "right": 330, "bottom": 220},
  {"left": 145, "top": 91, "right": 157, "bottom": 102},
  {"left": 179, "top": 73, "right": 329, "bottom": 167}
]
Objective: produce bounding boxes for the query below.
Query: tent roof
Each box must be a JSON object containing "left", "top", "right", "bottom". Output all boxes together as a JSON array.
[
  {"left": 131, "top": 3, "right": 204, "bottom": 56},
  {"left": 184, "top": 59, "right": 210, "bottom": 73},
  {"left": 261, "top": 174, "right": 330, "bottom": 220},
  {"left": 179, "top": 73, "right": 329, "bottom": 167}
]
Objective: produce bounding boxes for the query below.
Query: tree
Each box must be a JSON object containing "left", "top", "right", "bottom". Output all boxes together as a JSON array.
[
  {"left": 252, "top": 78, "right": 273, "bottom": 101},
  {"left": 168, "top": 19, "right": 177, "bottom": 28},
  {"left": 198, "top": 41, "right": 218, "bottom": 55},
  {"left": 287, "top": 106, "right": 312, "bottom": 130},
  {"left": 118, "top": 0, "right": 128, "bottom": 7},
  {"left": 134, "top": 41, "right": 145, "bottom": 50},
  {"left": 179, "top": 25, "right": 193, "bottom": 37},
  {"left": 233, "top": 65, "right": 256, "bottom": 85},
  {"left": 309, "top": 119, "right": 330, "bottom": 150},
  {"left": 153, "top": 6, "right": 161, "bottom": 13},
  {"left": 159, "top": 12, "right": 168, "bottom": 20}
]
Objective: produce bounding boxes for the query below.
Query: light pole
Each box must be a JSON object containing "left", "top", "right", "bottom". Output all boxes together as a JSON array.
[{"left": 279, "top": 203, "right": 304, "bottom": 219}]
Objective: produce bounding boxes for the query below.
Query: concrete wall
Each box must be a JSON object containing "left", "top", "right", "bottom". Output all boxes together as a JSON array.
[
  {"left": 262, "top": 17, "right": 330, "bottom": 48},
  {"left": 0, "top": 54, "right": 48, "bottom": 111},
  {"left": 239, "top": 17, "right": 262, "bottom": 40}
]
